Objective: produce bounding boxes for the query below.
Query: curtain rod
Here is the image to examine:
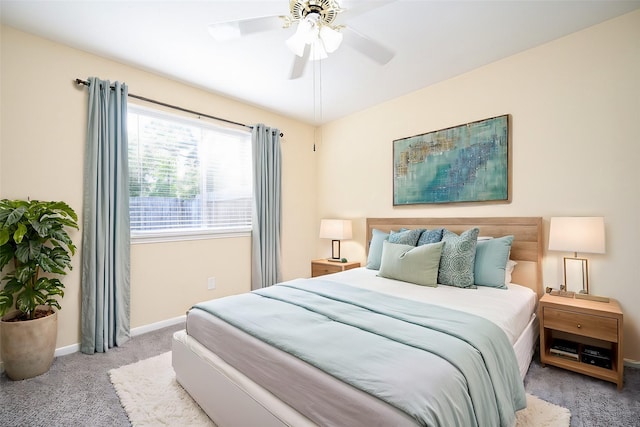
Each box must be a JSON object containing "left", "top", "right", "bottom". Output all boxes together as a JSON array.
[{"left": 74, "top": 78, "right": 283, "bottom": 137}]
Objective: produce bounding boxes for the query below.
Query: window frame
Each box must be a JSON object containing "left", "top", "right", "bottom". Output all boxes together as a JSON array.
[{"left": 127, "top": 104, "right": 253, "bottom": 244}]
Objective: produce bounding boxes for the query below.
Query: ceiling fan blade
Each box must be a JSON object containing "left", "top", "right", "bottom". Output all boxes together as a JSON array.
[
  {"left": 208, "top": 15, "right": 283, "bottom": 41},
  {"left": 342, "top": 27, "right": 395, "bottom": 65},
  {"left": 337, "top": 0, "right": 397, "bottom": 22},
  {"left": 289, "top": 46, "right": 311, "bottom": 79}
]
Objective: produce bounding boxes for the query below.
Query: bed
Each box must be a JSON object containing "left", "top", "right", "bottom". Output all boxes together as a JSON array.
[{"left": 172, "top": 217, "right": 543, "bottom": 427}]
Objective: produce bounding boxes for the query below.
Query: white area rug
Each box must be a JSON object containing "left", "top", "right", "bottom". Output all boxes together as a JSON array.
[{"left": 110, "top": 351, "right": 570, "bottom": 427}]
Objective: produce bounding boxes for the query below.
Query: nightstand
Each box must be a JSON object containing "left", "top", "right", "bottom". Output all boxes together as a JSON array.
[
  {"left": 311, "top": 259, "right": 361, "bottom": 277},
  {"left": 539, "top": 293, "right": 624, "bottom": 389}
]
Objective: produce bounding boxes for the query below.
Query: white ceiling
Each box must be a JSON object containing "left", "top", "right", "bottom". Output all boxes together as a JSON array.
[{"left": 2, "top": 1, "right": 639, "bottom": 125}]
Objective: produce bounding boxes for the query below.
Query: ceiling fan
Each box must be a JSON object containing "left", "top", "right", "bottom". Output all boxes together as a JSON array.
[{"left": 207, "top": 0, "right": 396, "bottom": 79}]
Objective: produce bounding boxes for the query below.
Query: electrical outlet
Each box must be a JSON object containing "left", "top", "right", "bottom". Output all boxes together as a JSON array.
[{"left": 207, "top": 277, "right": 216, "bottom": 290}]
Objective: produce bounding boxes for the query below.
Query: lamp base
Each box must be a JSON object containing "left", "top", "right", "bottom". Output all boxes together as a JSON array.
[
  {"left": 326, "top": 258, "right": 342, "bottom": 262},
  {"left": 575, "top": 293, "right": 610, "bottom": 303},
  {"left": 550, "top": 290, "right": 575, "bottom": 298}
]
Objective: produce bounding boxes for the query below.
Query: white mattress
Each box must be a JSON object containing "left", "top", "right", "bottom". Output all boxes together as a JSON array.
[{"left": 310, "top": 267, "right": 538, "bottom": 345}]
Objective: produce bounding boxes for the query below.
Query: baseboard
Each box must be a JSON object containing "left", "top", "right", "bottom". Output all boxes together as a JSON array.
[
  {"left": 131, "top": 314, "right": 186, "bottom": 337},
  {"left": 0, "top": 314, "right": 186, "bottom": 374},
  {"left": 624, "top": 358, "right": 640, "bottom": 369}
]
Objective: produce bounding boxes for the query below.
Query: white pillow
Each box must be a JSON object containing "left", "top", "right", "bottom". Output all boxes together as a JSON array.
[{"left": 505, "top": 259, "right": 517, "bottom": 284}]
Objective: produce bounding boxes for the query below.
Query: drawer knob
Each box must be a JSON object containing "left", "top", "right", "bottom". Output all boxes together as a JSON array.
[{"left": 577, "top": 323, "right": 582, "bottom": 329}]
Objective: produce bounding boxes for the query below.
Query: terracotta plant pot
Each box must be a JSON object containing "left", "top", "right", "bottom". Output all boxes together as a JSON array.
[{"left": 1, "top": 308, "right": 57, "bottom": 380}]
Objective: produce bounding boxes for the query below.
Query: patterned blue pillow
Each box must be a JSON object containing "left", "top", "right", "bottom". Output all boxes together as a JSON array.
[
  {"left": 389, "top": 228, "right": 424, "bottom": 246},
  {"left": 438, "top": 228, "right": 480, "bottom": 288},
  {"left": 417, "top": 228, "right": 444, "bottom": 246}
]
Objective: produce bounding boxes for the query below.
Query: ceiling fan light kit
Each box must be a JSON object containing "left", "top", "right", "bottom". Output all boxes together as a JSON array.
[
  {"left": 285, "top": 12, "right": 343, "bottom": 60},
  {"left": 285, "top": 0, "right": 344, "bottom": 60},
  {"left": 207, "top": 0, "right": 395, "bottom": 79}
]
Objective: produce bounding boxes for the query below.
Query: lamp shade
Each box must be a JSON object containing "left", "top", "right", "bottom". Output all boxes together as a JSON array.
[
  {"left": 319, "top": 219, "right": 352, "bottom": 240},
  {"left": 548, "top": 217, "right": 605, "bottom": 254}
]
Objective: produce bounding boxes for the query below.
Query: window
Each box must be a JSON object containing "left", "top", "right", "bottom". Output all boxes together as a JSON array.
[{"left": 128, "top": 105, "right": 252, "bottom": 242}]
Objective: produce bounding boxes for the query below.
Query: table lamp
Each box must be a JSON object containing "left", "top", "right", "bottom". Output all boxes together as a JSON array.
[
  {"left": 319, "top": 219, "right": 352, "bottom": 262},
  {"left": 548, "top": 216, "right": 605, "bottom": 298}
]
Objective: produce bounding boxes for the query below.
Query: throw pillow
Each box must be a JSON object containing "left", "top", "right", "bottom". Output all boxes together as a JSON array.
[
  {"left": 366, "top": 228, "right": 389, "bottom": 270},
  {"left": 378, "top": 240, "right": 444, "bottom": 287},
  {"left": 438, "top": 227, "right": 480, "bottom": 288},
  {"left": 417, "top": 228, "right": 444, "bottom": 246},
  {"left": 505, "top": 259, "right": 517, "bottom": 284},
  {"left": 474, "top": 235, "right": 514, "bottom": 289},
  {"left": 389, "top": 228, "right": 424, "bottom": 246}
]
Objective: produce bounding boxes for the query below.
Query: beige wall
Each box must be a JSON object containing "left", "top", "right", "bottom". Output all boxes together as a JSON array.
[
  {"left": 0, "top": 26, "right": 317, "bottom": 355},
  {"left": 318, "top": 11, "right": 640, "bottom": 360}
]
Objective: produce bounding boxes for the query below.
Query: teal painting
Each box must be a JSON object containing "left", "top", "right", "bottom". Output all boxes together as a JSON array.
[{"left": 393, "top": 115, "right": 510, "bottom": 205}]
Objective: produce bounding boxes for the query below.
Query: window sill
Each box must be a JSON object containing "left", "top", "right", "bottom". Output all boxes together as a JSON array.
[{"left": 131, "top": 228, "right": 251, "bottom": 244}]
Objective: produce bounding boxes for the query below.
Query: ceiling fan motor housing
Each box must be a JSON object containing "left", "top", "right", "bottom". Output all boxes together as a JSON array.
[{"left": 290, "top": 0, "right": 341, "bottom": 25}]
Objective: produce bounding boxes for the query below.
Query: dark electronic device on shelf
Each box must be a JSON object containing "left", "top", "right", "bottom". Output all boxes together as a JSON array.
[{"left": 581, "top": 345, "right": 612, "bottom": 369}]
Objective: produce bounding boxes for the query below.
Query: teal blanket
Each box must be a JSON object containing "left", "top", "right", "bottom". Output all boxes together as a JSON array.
[{"left": 194, "top": 279, "right": 526, "bottom": 427}]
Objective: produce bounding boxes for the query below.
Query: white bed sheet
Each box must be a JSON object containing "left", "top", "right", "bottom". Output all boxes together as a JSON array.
[{"left": 312, "top": 267, "right": 538, "bottom": 345}]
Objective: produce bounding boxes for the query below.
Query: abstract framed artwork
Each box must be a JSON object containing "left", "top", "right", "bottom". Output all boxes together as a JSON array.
[{"left": 393, "top": 115, "right": 510, "bottom": 205}]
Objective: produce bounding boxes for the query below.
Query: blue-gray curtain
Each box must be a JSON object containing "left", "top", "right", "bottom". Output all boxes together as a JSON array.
[
  {"left": 251, "top": 124, "right": 282, "bottom": 290},
  {"left": 80, "top": 77, "right": 131, "bottom": 354}
]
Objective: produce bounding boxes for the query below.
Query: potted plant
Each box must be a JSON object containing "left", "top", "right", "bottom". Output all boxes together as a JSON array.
[{"left": 0, "top": 199, "right": 78, "bottom": 380}]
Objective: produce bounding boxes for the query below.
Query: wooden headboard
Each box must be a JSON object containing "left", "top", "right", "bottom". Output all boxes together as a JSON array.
[{"left": 366, "top": 217, "right": 543, "bottom": 298}]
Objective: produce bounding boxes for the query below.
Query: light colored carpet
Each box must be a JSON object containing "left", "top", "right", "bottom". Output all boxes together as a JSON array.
[{"left": 110, "top": 351, "right": 570, "bottom": 427}]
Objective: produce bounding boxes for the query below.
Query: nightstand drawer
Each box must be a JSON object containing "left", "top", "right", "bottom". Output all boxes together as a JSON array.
[
  {"left": 312, "top": 264, "right": 342, "bottom": 277},
  {"left": 311, "top": 259, "right": 361, "bottom": 278},
  {"left": 543, "top": 307, "right": 618, "bottom": 342}
]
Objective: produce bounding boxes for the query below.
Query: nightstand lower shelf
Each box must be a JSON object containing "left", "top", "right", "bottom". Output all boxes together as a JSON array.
[
  {"left": 538, "top": 293, "right": 624, "bottom": 390},
  {"left": 541, "top": 350, "right": 621, "bottom": 386}
]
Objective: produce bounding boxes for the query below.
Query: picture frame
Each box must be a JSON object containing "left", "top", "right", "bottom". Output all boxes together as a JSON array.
[{"left": 393, "top": 115, "right": 511, "bottom": 205}]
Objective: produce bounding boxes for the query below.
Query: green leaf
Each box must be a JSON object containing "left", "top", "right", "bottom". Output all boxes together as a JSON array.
[
  {"left": 0, "top": 244, "right": 14, "bottom": 270},
  {"left": 0, "top": 228, "right": 9, "bottom": 246},
  {"left": 14, "top": 264, "right": 37, "bottom": 283},
  {"left": 13, "top": 222, "right": 27, "bottom": 244},
  {"left": 16, "top": 287, "right": 39, "bottom": 317},
  {"left": 0, "top": 292, "right": 14, "bottom": 317},
  {"left": 36, "top": 277, "right": 64, "bottom": 291},
  {"left": 5, "top": 205, "right": 26, "bottom": 227},
  {"left": 38, "top": 247, "right": 71, "bottom": 274},
  {"left": 48, "top": 201, "right": 78, "bottom": 223},
  {"left": 49, "top": 228, "right": 76, "bottom": 254},
  {"left": 15, "top": 240, "right": 42, "bottom": 264},
  {"left": 44, "top": 299, "right": 62, "bottom": 311},
  {"left": 1, "top": 277, "right": 25, "bottom": 294},
  {"left": 31, "top": 218, "right": 52, "bottom": 238}
]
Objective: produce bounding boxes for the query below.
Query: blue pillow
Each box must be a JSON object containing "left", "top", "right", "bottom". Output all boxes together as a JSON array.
[
  {"left": 417, "top": 228, "right": 444, "bottom": 246},
  {"left": 366, "top": 229, "right": 389, "bottom": 270},
  {"left": 378, "top": 241, "right": 444, "bottom": 287},
  {"left": 438, "top": 228, "right": 480, "bottom": 288},
  {"left": 474, "top": 235, "right": 514, "bottom": 289},
  {"left": 389, "top": 228, "right": 424, "bottom": 246}
]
